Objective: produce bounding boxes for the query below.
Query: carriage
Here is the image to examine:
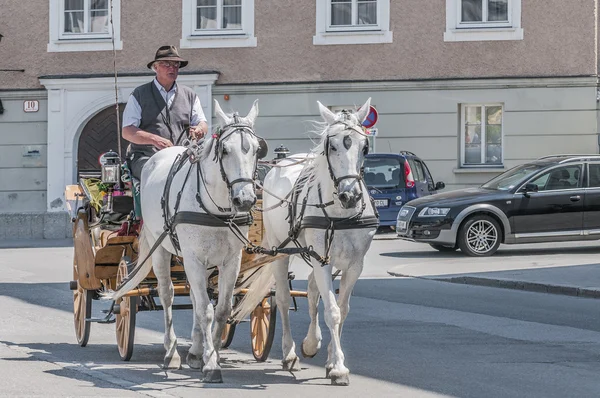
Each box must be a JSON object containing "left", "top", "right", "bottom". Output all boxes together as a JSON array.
[
  {"left": 66, "top": 98, "right": 377, "bottom": 385},
  {"left": 65, "top": 149, "right": 307, "bottom": 362}
]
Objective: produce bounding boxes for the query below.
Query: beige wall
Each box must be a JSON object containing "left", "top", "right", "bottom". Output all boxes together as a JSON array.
[
  {"left": 0, "top": 91, "right": 48, "bottom": 212},
  {"left": 0, "top": 0, "right": 597, "bottom": 89}
]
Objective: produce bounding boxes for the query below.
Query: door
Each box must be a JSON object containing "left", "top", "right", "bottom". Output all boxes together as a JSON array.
[
  {"left": 512, "top": 164, "right": 584, "bottom": 236},
  {"left": 408, "top": 158, "right": 430, "bottom": 197},
  {"left": 583, "top": 162, "right": 600, "bottom": 231}
]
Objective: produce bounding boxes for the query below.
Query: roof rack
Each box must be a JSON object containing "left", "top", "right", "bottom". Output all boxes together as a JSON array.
[
  {"left": 558, "top": 156, "right": 600, "bottom": 163},
  {"left": 537, "top": 154, "right": 600, "bottom": 160}
]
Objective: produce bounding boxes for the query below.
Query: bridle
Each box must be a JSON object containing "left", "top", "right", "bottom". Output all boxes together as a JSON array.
[
  {"left": 212, "top": 113, "right": 261, "bottom": 190},
  {"left": 323, "top": 110, "right": 370, "bottom": 190}
]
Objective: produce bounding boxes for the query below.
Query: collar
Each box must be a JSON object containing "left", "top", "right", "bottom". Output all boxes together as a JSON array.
[{"left": 153, "top": 78, "right": 177, "bottom": 94}]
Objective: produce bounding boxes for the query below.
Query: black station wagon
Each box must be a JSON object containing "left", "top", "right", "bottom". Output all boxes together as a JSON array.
[{"left": 396, "top": 155, "right": 600, "bottom": 256}]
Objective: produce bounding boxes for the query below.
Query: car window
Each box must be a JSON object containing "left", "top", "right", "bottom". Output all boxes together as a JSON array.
[
  {"left": 415, "top": 159, "right": 431, "bottom": 183},
  {"left": 589, "top": 163, "right": 600, "bottom": 188},
  {"left": 482, "top": 163, "right": 547, "bottom": 190},
  {"left": 364, "top": 156, "right": 403, "bottom": 188},
  {"left": 408, "top": 159, "right": 425, "bottom": 182},
  {"left": 529, "top": 165, "right": 582, "bottom": 191}
]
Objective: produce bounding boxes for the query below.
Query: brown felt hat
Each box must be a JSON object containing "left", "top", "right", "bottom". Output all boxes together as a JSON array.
[{"left": 147, "top": 45, "right": 188, "bottom": 69}]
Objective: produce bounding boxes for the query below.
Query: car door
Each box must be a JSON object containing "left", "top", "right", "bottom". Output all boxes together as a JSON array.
[
  {"left": 407, "top": 158, "right": 430, "bottom": 197},
  {"left": 511, "top": 164, "right": 585, "bottom": 236},
  {"left": 583, "top": 162, "right": 600, "bottom": 232},
  {"left": 419, "top": 159, "right": 438, "bottom": 195}
]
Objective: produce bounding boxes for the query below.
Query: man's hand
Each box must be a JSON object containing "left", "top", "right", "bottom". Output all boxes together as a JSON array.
[
  {"left": 151, "top": 135, "right": 173, "bottom": 150},
  {"left": 190, "top": 125, "right": 207, "bottom": 140}
]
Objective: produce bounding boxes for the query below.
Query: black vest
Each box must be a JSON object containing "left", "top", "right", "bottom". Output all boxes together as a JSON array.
[{"left": 127, "top": 81, "right": 197, "bottom": 156}]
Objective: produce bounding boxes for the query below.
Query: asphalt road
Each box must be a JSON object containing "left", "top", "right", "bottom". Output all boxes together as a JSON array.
[{"left": 0, "top": 236, "right": 599, "bottom": 397}]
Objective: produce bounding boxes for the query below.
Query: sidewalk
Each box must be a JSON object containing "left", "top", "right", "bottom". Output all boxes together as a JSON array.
[{"left": 387, "top": 242, "right": 600, "bottom": 299}]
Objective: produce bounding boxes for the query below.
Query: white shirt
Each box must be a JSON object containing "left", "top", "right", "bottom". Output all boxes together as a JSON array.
[{"left": 122, "top": 79, "right": 206, "bottom": 129}]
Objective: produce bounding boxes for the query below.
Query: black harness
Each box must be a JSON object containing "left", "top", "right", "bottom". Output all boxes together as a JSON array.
[{"left": 161, "top": 118, "right": 262, "bottom": 252}]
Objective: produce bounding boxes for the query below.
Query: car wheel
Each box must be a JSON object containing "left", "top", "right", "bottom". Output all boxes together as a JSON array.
[
  {"left": 429, "top": 243, "right": 458, "bottom": 252},
  {"left": 457, "top": 215, "right": 501, "bottom": 257}
]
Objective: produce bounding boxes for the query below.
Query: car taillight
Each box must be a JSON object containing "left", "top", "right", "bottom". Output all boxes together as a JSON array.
[{"left": 404, "top": 160, "right": 415, "bottom": 188}]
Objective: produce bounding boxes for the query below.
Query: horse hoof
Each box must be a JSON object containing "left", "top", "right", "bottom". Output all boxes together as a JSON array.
[
  {"left": 301, "top": 341, "right": 318, "bottom": 358},
  {"left": 282, "top": 357, "right": 300, "bottom": 372},
  {"left": 325, "top": 367, "right": 332, "bottom": 379},
  {"left": 163, "top": 353, "right": 182, "bottom": 370},
  {"left": 186, "top": 352, "right": 204, "bottom": 370},
  {"left": 330, "top": 373, "right": 350, "bottom": 386},
  {"left": 202, "top": 369, "right": 223, "bottom": 383}
]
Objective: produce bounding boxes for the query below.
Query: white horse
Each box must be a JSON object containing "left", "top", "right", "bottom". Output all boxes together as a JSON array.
[
  {"left": 234, "top": 98, "right": 378, "bottom": 386},
  {"left": 104, "top": 99, "right": 266, "bottom": 383}
]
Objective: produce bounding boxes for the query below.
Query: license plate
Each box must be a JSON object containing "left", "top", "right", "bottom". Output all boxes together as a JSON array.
[
  {"left": 397, "top": 221, "right": 407, "bottom": 230},
  {"left": 374, "top": 199, "right": 389, "bottom": 207}
]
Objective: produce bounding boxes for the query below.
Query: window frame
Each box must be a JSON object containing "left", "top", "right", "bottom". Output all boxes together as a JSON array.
[
  {"left": 48, "top": 0, "right": 122, "bottom": 52},
  {"left": 59, "top": 0, "right": 111, "bottom": 40},
  {"left": 444, "top": 0, "right": 523, "bottom": 42},
  {"left": 314, "top": 0, "right": 392, "bottom": 45},
  {"left": 460, "top": 103, "right": 504, "bottom": 168},
  {"left": 180, "top": 0, "right": 257, "bottom": 49}
]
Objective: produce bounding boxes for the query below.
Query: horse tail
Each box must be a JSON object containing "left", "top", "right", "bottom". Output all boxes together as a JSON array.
[
  {"left": 232, "top": 261, "right": 275, "bottom": 323},
  {"left": 101, "top": 227, "right": 154, "bottom": 301}
]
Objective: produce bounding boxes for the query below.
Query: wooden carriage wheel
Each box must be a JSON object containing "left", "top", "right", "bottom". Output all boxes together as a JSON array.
[
  {"left": 250, "top": 296, "right": 277, "bottom": 362},
  {"left": 115, "top": 256, "right": 137, "bottom": 361},
  {"left": 73, "top": 255, "right": 93, "bottom": 347},
  {"left": 221, "top": 322, "right": 236, "bottom": 349}
]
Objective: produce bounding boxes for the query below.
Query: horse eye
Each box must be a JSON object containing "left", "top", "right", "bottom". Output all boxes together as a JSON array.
[{"left": 330, "top": 145, "right": 337, "bottom": 152}]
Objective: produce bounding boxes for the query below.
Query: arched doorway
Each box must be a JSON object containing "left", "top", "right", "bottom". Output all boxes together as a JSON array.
[{"left": 77, "top": 104, "right": 127, "bottom": 177}]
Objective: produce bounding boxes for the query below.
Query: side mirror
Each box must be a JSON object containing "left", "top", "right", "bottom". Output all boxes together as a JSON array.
[
  {"left": 521, "top": 183, "right": 538, "bottom": 197},
  {"left": 435, "top": 181, "right": 445, "bottom": 190}
]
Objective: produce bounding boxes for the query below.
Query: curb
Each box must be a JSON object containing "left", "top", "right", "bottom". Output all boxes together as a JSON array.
[{"left": 387, "top": 271, "right": 600, "bottom": 299}]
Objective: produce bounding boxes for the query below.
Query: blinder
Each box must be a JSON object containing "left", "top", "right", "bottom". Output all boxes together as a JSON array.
[{"left": 257, "top": 136, "right": 268, "bottom": 159}]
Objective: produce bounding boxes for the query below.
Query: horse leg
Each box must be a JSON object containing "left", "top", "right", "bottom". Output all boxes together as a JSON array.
[
  {"left": 185, "top": 261, "right": 222, "bottom": 383},
  {"left": 312, "top": 262, "right": 349, "bottom": 386},
  {"left": 186, "top": 288, "right": 204, "bottom": 370},
  {"left": 273, "top": 257, "right": 300, "bottom": 371},
  {"left": 152, "top": 247, "right": 182, "bottom": 369},
  {"left": 212, "top": 257, "right": 240, "bottom": 353},
  {"left": 301, "top": 270, "right": 322, "bottom": 358}
]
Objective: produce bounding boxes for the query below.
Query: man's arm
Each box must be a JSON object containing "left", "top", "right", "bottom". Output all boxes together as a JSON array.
[
  {"left": 122, "top": 125, "right": 173, "bottom": 149},
  {"left": 189, "top": 95, "right": 208, "bottom": 140}
]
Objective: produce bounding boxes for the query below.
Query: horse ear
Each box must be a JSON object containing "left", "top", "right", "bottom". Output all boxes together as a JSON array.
[
  {"left": 246, "top": 99, "right": 259, "bottom": 125},
  {"left": 318, "top": 101, "right": 337, "bottom": 125},
  {"left": 213, "top": 99, "right": 228, "bottom": 126},
  {"left": 355, "top": 97, "right": 371, "bottom": 124}
]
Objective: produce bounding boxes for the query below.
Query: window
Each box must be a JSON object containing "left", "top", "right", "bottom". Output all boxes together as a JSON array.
[
  {"left": 529, "top": 165, "right": 582, "bottom": 191},
  {"left": 589, "top": 164, "right": 600, "bottom": 188},
  {"left": 314, "top": 0, "right": 392, "bottom": 45},
  {"left": 181, "top": 0, "right": 256, "bottom": 48},
  {"left": 460, "top": 104, "right": 503, "bottom": 167},
  {"left": 48, "top": 0, "right": 122, "bottom": 52},
  {"left": 444, "top": 0, "right": 523, "bottom": 42}
]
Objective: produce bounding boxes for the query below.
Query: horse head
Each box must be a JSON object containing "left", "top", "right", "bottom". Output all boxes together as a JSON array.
[
  {"left": 211, "top": 99, "right": 267, "bottom": 212},
  {"left": 317, "top": 98, "right": 371, "bottom": 209}
]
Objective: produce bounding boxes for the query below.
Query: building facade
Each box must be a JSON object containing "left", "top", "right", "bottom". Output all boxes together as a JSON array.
[{"left": 0, "top": 0, "right": 599, "bottom": 239}]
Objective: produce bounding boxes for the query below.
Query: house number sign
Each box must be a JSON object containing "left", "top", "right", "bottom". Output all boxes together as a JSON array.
[{"left": 23, "top": 100, "right": 39, "bottom": 113}]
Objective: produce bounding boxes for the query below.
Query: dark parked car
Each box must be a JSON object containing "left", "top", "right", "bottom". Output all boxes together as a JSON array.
[
  {"left": 396, "top": 155, "right": 600, "bottom": 256},
  {"left": 364, "top": 152, "right": 445, "bottom": 229}
]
